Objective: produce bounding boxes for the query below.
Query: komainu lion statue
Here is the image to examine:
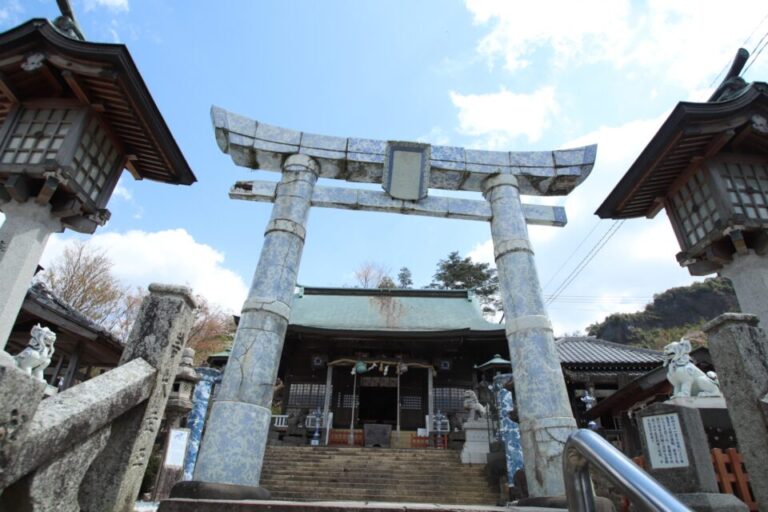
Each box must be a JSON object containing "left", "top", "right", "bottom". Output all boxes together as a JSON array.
[
  {"left": 463, "top": 390, "right": 486, "bottom": 421},
  {"left": 14, "top": 324, "right": 56, "bottom": 382},
  {"left": 663, "top": 337, "right": 721, "bottom": 398}
]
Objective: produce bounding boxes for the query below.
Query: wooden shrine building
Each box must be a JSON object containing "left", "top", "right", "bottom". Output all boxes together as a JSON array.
[{"left": 210, "top": 286, "right": 665, "bottom": 448}]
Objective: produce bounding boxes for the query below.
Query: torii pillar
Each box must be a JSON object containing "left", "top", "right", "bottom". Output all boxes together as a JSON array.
[{"left": 179, "top": 107, "right": 596, "bottom": 501}]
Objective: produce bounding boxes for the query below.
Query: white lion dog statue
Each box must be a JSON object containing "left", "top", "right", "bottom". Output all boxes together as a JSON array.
[
  {"left": 14, "top": 324, "right": 56, "bottom": 382},
  {"left": 663, "top": 337, "right": 721, "bottom": 398},
  {"left": 463, "top": 390, "right": 486, "bottom": 421}
]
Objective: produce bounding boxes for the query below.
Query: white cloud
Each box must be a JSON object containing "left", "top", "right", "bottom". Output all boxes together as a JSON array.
[
  {"left": 465, "top": 0, "right": 768, "bottom": 89},
  {"left": 85, "top": 0, "right": 129, "bottom": 12},
  {"left": 417, "top": 126, "right": 451, "bottom": 146},
  {"left": 41, "top": 229, "right": 247, "bottom": 313},
  {"left": 450, "top": 86, "right": 559, "bottom": 146},
  {"left": 112, "top": 178, "right": 132, "bottom": 201}
]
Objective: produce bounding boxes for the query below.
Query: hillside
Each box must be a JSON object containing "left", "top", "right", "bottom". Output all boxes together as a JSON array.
[{"left": 586, "top": 278, "right": 739, "bottom": 349}]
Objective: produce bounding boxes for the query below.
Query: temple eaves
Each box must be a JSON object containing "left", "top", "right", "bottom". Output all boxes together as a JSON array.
[{"left": 211, "top": 106, "right": 596, "bottom": 196}]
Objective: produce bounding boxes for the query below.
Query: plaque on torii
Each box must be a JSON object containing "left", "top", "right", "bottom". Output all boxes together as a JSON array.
[{"left": 188, "top": 106, "right": 597, "bottom": 500}]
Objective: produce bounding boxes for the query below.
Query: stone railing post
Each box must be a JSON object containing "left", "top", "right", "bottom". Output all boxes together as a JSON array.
[
  {"left": 482, "top": 174, "right": 576, "bottom": 497},
  {"left": 703, "top": 313, "right": 768, "bottom": 509},
  {"left": 78, "top": 284, "right": 196, "bottom": 512},
  {"left": 189, "top": 154, "right": 318, "bottom": 495}
]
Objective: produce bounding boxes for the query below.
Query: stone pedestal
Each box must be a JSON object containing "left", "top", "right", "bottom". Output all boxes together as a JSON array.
[
  {"left": 191, "top": 155, "right": 318, "bottom": 490},
  {"left": 637, "top": 401, "right": 747, "bottom": 512},
  {"left": 460, "top": 419, "right": 491, "bottom": 464},
  {"left": 482, "top": 174, "right": 576, "bottom": 496},
  {"left": 0, "top": 201, "right": 62, "bottom": 356},
  {"left": 704, "top": 313, "right": 768, "bottom": 510}
]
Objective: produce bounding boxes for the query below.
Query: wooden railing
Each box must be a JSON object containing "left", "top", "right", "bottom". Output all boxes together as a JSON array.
[
  {"left": 632, "top": 449, "right": 757, "bottom": 512},
  {"left": 711, "top": 448, "right": 757, "bottom": 511},
  {"left": 328, "top": 429, "right": 364, "bottom": 446}
]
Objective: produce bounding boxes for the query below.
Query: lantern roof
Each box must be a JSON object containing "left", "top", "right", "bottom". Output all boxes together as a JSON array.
[
  {"left": 0, "top": 19, "right": 195, "bottom": 185},
  {"left": 596, "top": 82, "right": 768, "bottom": 220}
]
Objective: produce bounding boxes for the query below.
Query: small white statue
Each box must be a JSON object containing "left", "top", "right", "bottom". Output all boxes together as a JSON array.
[
  {"left": 663, "top": 337, "right": 721, "bottom": 398},
  {"left": 463, "top": 390, "right": 486, "bottom": 421},
  {"left": 14, "top": 324, "right": 56, "bottom": 382}
]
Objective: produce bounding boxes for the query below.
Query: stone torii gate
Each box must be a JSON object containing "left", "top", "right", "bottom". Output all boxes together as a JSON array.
[{"left": 191, "top": 107, "right": 597, "bottom": 498}]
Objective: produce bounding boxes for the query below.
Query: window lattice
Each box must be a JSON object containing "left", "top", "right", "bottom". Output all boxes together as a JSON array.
[
  {"left": 287, "top": 383, "right": 325, "bottom": 408},
  {"left": 401, "top": 395, "right": 422, "bottom": 410},
  {"left": 336, "top": 393, "right": 359, "bottom": 409},
  {"left": 434, "top": 387, "right": 468, "bottom": 413},
  {"left": 671, "top": 170, "right": 719, "bottom": 247},
  {"left": 1, "top": 108, "right": 78, "bottom": 165},
  {"left": 72, "top": 117, "right": 120, "bottom": 201},
  {"left": 720, "top": 162, "right": 768, "bottom": 223}
]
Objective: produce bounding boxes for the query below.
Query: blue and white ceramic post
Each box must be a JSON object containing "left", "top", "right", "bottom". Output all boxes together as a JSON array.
[
  {"left": 492, "top": 373, "right": 523, "bottom": 487},
  {"left": 193, "top": 154, "right": 319, "bottom": 488},
  {"left": 183, "top": 368, "right": 222, "bottom": 480},
  {"left": 483, "top": 173, "right": 577, "bottom": 497}
]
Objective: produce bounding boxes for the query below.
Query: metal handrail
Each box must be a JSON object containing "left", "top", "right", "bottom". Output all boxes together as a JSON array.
[{"left": 563, "top": 429, "right": 693, "bottom": 512}]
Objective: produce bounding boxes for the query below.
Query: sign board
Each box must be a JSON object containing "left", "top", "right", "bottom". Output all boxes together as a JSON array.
[
  {"left": 164, "top": 428, "right": 190, "bottom": 468},
  {"left": 642, "top": 413, "right": 689, "bottom": 469}
]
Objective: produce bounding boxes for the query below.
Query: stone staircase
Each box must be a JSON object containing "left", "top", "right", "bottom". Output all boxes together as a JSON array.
[{"left": 260, "top": 445, "right": 501, "bottom": 505}]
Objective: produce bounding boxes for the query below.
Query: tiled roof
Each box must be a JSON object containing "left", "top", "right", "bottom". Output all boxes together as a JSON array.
[
  {"left": 26, "top": 282, "right": 122, "bottom": 347},
  {"left": 289, "top": 287, "right": 502, "bottom": 332},
  {"left": 556, "top": 336, "right": 664, "bottom": 365}
]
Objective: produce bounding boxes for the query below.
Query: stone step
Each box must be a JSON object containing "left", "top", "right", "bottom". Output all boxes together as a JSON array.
[
  {"left": 159, "top": 497, "right": 553, "bottom": 512},
  {"left": 261, "top": 481, "right": 495, "bottom": 495},
  {"left": 261, "top": 446, "right": 499, "bottom": 505},
  {"left": 267, "top": 491, "right": 498, "bottom": 505},
  {"left": 262, "top": 465, "right": 484, "bottom": 478}
]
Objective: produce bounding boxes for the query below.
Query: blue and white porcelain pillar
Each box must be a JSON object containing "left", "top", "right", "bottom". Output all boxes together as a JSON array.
[
  {"left": 483, "top": 174, "right": 576, "bottom": 497},
  {"left": 192, "top": 154, "right": 318, "bottom": 488}
]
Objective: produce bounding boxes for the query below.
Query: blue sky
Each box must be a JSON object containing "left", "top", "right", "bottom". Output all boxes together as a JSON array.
[{"left": 2, "top": 0, "right": 768, "bottom": 335}]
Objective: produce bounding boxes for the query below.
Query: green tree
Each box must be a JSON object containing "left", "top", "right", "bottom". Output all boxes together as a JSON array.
[
  {"left": 397, "top": 267, "right": 413, "bottom": 288},
  {"left": 430, "top": 251, "right": 499, "bottom": 313},
  {"left": 377, "top": 276, "right": 396, "bottom": 289}
]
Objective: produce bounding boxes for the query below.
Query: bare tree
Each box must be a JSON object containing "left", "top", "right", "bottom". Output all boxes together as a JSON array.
[
  {"left": 353, "top": 261, "right": 391, "bottom": 288},
  {"left": 41, "top": 241, "right": 235, "bottom": 347},
  {"left": 40, "top": 241, "right": 133, "bottom": 335},
  {"left": 187, "top": 295, "right": 235, "bottom": 347}
]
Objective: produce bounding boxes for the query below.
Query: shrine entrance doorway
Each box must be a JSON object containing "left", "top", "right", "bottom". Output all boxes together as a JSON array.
[{"left": 359, "top": 387, "right": 397, "bottom": 424}]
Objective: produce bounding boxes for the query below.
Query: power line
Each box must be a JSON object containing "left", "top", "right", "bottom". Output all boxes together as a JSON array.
[
  {"left": 709, "top": 11, "right": 768, "bottom": 87},
  {"left": 744, "top": 30, "right": 768, "bottom": 75},
  {"left": 542, "top": 219, "right": 602, "bottom": 292},
  {"left": 545, "top": 220, "right": 625, "bottom": 306}
]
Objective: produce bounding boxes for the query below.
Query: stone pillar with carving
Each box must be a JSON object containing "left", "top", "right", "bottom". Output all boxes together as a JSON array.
[
  {"left": 482, "top": 173, "right": 576, "bottom": 498},
  {"left": 190, "top": 154, "right": 318, "bottom": 494}
]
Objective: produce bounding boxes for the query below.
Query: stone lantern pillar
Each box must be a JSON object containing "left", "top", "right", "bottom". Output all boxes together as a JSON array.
[
  {"left": 153, "top": 347, "right": 200, "bottom": 501},
  {"left": 0, "top": 18, "right": 196, "bottom": 359}
]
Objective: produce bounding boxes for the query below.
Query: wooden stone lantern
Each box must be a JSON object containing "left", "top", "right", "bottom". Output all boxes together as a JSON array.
[
  {"left": 0, "top": 18, "right": 196, "bottom": 358},
  {"left": 597, "top": 50, "right": 768, "bottom": 327}
]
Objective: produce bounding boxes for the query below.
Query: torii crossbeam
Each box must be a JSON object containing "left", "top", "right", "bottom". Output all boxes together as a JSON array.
[{"left": 190, "top": 106, "right": 597, "bottom": 499}]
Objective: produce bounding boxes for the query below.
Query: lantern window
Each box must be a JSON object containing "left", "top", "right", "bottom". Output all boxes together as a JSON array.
[
  {"left": 1, "top": 108, "right": 78, "bottom": 165},
  {"left": 671, "top": 170, "right": 719, "bottom": 247},
  {"left": 720, "top": 161, "right": 768, "bottom": 222}
]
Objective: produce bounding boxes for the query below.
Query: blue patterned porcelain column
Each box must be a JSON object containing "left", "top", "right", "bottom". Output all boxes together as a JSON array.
[
  {"left": 483, "top": 174, "right": 576, "bottom": 497},
  {"left": 193, "top": 154, "right": 319, "bottom": 488},
  {"left": 183, "top": 368, "right": 222, "bottom": 481},
  {"left": 492, "top": 373, "right": 523, "bottom": 488}
]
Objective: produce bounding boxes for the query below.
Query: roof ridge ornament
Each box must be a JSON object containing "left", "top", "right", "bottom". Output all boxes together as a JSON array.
[{"left": 53, "top": 0, "right": 86, "bottom": 41}]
